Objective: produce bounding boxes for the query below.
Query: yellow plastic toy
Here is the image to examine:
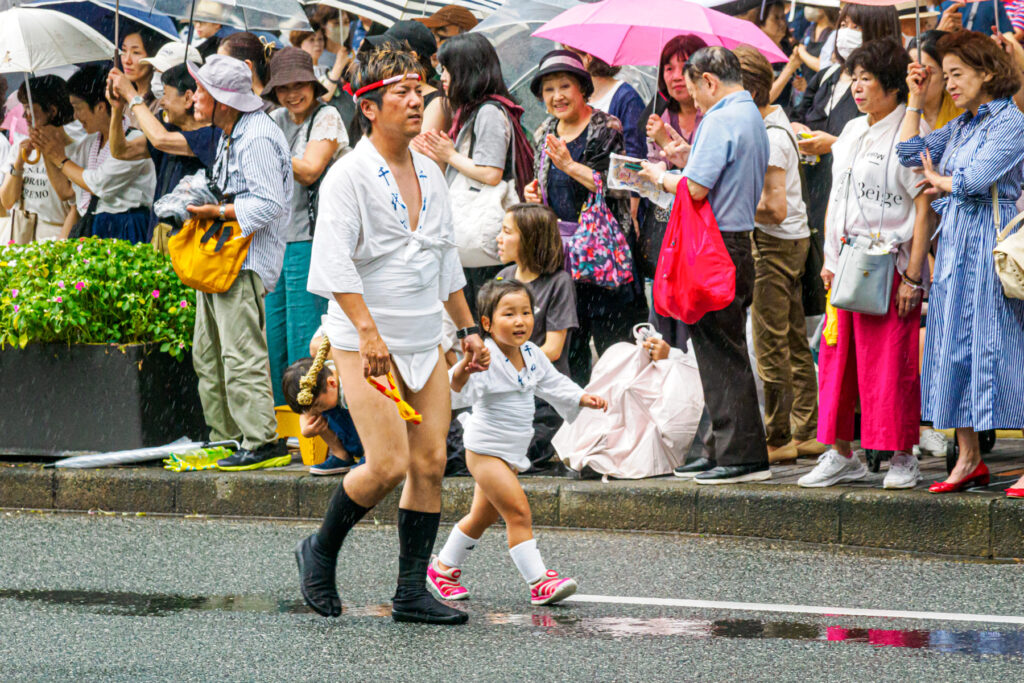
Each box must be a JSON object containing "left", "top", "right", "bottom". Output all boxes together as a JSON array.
[
  {"left": 823, "top": 290, "right": 839, "bottom": 347},
  {"left": 367, "top": 372, "right": 423, "bottom": 424}
]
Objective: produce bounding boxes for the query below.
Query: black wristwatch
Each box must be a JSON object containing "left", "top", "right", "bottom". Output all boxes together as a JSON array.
[{"left": 456, "top": 326, "right": 480, "bottom": 340}]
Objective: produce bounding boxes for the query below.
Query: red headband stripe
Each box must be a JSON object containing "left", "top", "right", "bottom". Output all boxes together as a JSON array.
[{"left": 353, "top": 73, "right": 421, "bottom": 98}]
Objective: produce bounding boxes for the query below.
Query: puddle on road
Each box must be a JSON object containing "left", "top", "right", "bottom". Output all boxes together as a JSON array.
[{"left": 2, "top": 588, "right": 1022, "bottom": 657}]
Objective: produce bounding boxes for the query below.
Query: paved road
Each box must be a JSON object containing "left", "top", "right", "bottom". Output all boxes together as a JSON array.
[{"left": 1, "top": 511, "right": 1023, "bottom": 681}]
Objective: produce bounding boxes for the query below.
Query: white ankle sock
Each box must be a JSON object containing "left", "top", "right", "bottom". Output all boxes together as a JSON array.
[
  {"left": 437, "top": 525, "right": 479, "bottom": 570},
  {"left": 509, "top": 538, "right": 546, "bottom": 584}
]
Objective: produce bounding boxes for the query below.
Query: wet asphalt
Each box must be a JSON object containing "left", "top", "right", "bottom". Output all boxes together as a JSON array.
[{"left": 1, "top": 511, "right": 1022, "bottom": 682}]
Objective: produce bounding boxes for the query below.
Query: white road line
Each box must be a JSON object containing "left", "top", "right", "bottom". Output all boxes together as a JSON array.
[{"left": 564, "top": 594, "right": 1024, "bottom": 626}]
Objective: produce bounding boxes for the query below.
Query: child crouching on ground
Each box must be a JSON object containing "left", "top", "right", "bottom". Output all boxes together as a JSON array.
[
  {"left": 429, "top": 279, "right": 607, "bottom": 606},
  {"left": 282, "top": 336, "right": 364, "bottom": 476}
]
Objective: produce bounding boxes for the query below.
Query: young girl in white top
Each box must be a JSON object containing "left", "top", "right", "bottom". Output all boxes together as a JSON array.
[{"left": 430, "top": 279, "right": 607, "bottom": 606}]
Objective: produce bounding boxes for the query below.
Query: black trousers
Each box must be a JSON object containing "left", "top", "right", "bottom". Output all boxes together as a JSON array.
[
  {"left": 568, "top": 281, "right": 645, "bottom": 386},
  {"left": 686, "top": 231, "right": 768, "bottom": 468}
]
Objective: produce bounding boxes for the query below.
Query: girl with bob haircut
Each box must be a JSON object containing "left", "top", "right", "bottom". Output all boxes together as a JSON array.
[
  {"left": 429, "top": 278, "right": 605, "bottom": 606},
  {"left": 497, "top": 202, "right": 578, "bottom": 467},
  {"left": 898, "top": 30, "right": 1024, "bottom": 497}
]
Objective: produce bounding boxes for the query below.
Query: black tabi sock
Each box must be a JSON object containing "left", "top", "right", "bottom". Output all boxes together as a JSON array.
[
  {"left": 314, "top": 481, "right": 371, "bottom": 557},
  {"left": 394, "top": 508, "right": 441, "bottom": 599}
]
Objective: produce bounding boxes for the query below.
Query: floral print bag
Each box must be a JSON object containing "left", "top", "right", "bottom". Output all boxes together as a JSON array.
[{"left": 564, "top": 171, "right": 634, "bottom": 289}]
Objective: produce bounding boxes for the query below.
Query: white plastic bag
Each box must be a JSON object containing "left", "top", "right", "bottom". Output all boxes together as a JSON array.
[
  {"left": 553, "top": 325, "right": 705, "bottom": 479},
  {"left": 153, "top": 170, "right": 218, "bottom": 223}
]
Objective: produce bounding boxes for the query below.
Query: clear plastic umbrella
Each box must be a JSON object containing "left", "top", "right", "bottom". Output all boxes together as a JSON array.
[
  {"left": 137, "top": 0, "right": 312, "bottom": 33},
  {"left": 304, "top": 0, "right": 503, "bottom": 28},
  {"left": 472, "top": 0, "right": 655, "bottom": 136}
]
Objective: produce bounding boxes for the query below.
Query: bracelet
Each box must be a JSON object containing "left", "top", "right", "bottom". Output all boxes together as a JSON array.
[
  {"left": 902, "top": 274, "right": 923, "bottom": 291},
  {"left": 9, "top": 167, "right": 21, "bottom": 178},
  {"left": 456, "top": 325, "right": 480, "bottom": 340},
  {"left": 907, "top": 107, "right": 923, "bottom": 115},
  {"left": 218, "top": 204, "right": 226, "bottom": 221},
  {"left": 902, "top": 271, "right": 922, "bottom": 286},
  {"left": 57, "top": 157, "right": 70, "bottom": 170},
  {"left": 656, "top": 171, "right": 667, "bottom": 191},
  {"left": 326, "top": 73, "right": 341, "bottom": 84}
]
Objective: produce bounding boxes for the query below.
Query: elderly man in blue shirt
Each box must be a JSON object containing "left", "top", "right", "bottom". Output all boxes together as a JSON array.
[
  {"left": 643, "top": 46, "right": 771, "bottom": 484},
  {"left": 185, "top": 55, "right": 293, "bottom": 471}
]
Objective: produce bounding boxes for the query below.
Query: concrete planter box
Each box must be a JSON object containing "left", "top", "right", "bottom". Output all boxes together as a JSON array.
[{"left": 0, "top": 343, "right": 204, "bottom": 456}]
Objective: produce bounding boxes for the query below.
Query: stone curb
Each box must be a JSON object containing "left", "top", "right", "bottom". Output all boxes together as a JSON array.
[{"left": 0, "top": 464, "right": 1015, "bottom": 559}]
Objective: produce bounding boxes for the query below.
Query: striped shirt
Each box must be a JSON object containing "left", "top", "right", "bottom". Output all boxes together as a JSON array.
[{"left": 212, "top": 110, "right": 293, "bottom": 292}]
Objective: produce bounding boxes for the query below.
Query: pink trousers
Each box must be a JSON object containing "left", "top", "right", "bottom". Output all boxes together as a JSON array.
[{"left": 817, "top": 276, "right": 921, "bottom": 452}]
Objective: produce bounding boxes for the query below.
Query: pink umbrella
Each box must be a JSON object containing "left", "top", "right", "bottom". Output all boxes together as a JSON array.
[{"left": 532, "top": 0, "right": 790, "bottom": 65}]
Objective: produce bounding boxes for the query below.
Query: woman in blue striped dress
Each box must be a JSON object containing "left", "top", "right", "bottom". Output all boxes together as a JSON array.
[{"left": 897, "top": 31, "right": 1024, "bottom": 495}]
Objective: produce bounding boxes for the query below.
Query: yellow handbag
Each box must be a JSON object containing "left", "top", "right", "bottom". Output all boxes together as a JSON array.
[{"left": 167, "top": 217, "right": 252, "bottom": 294}]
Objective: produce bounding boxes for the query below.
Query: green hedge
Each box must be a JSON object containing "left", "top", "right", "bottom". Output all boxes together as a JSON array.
[{"left": 0, "top": 238, "right": 195, "bottom": 359}]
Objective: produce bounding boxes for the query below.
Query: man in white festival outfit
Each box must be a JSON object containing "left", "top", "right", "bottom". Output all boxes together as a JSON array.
[{"left": 299, "top": 48, "right": 489, "bottom": 625}]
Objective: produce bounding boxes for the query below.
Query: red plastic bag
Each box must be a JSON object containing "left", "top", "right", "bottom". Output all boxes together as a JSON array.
[{"left": 653, "top": 183, "right": 735, "bottom": 324}]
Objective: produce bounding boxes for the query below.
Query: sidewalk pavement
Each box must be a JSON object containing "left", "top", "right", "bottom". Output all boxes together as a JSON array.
[{"left": 2, "top": 438, "right": 1023, "bottom": 560}]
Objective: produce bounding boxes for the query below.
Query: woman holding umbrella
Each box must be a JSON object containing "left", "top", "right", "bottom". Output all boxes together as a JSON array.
[
  {"left": 119, "top": 28, "right": 166, "bottom": 125},
  {"left": 523, "top": 50, "right": 644, "bottom": 384},
  {"left": 0, "top": 76, "right": 76, "bottom": 241}
]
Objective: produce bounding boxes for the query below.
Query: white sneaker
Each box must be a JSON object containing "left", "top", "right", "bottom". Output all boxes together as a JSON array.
[
  {"left": 916, "top": 429, "right": 948, "bottom": 458},
  {"left": 883, "top": 452, "right": 922, "bottom": 489},
  {"left": 798, "top": 449, "right": 868, "bottom": 488}
]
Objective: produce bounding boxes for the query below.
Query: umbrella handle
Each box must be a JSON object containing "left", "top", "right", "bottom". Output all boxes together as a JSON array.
[{"left": 21, "top": 147, "right": 39, "bottom": 164}]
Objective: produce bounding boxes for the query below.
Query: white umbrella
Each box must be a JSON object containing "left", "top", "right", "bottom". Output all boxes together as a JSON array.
[
  {"left": 309, "top": 0, "right": 504, "bottom": 27},
  {"left": 0, "top": 7, "right": 116, "bottom": 133},
  {"left": 0, "top": 7, "right": 116, "bottom": 75}
]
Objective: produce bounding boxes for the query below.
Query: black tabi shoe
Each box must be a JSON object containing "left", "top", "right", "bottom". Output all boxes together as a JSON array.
[
  {"left": 694, "top": 464, "right": 772, "bottom": 485},
  {"left": 295, "top": 535, "right": 342, "bottom": 617},
  {"left": 391, "top": 508, "right": 468, "bottom": 625},
  {"left": 674, "top": 457, "right": 716, "bottom": 479},
  {"left": 392, "top": 587, "right": 469, "bottom": 625}
]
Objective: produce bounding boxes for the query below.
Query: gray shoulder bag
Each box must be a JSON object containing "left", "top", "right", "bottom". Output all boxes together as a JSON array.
[{"left": 829, "top": 127, "right": 897, "bottom": 316}]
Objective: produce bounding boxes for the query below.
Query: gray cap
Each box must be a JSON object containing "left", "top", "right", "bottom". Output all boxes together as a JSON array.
[{"left": 187, "top": 54, "right": 263, "bottom": 113}]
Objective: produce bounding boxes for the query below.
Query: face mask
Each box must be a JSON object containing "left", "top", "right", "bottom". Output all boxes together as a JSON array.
[
  {"left": 151, "top": 76, "right": 164, "bottom": 100},
  {"left": 327, "top": 22, "right": 348, "bottom": 45},
  {"left": 835, "top": 27, "right": 860, "bottom": 60},
  {"left": 835, "top": 27, "right": 862, "bottom": 60},
  {"left": 803, "top": 7, "right": 821, "bottom": 22}
]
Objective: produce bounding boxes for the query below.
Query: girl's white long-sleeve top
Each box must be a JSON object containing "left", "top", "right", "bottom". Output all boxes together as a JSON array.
[{"left": 452, "top": 339, "right": 585, "bottom": 472}]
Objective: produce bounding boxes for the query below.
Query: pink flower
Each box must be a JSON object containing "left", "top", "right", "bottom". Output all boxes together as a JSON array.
[
  {"left": 10, "top": 289, "right": 17, "bottom": 298},
  {"left": 179, "top": 300, "right": 188, "bottom": 308},
  {"left": 152, "top": 289, "right": 160, "bottom": 298},
  {"left": 178, "top": 342, "right": 185, "bottom": 348},
  {"left": 12, "top": 304, "right": 18, "bottom": 312},
  {"left": 54, "top": 296, "right": 62, "bottom": 303},
  {"left": 57, "top": 280, "right": 65, "bottom": 289},
  {"left": 75, "top": 281, "right": 86, "bottom": 291}
]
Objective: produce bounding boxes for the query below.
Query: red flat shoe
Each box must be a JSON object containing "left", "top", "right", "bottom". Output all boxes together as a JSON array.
[
  {"left": 1006, "top": 487, "right": 1024, "bottom": 498},
  {"left": 928, "top": 462, "right": 990, "bottom": 494}
]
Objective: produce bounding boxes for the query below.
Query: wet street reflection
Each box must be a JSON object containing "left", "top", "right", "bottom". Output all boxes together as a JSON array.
[{"left": 2, "top": 588, "right": 1022, "bottom": 657}]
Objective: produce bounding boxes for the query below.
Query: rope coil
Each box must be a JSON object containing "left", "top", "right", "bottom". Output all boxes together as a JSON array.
[{"left": 297, "top": 337, "right": 331, "bottom": 406}]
